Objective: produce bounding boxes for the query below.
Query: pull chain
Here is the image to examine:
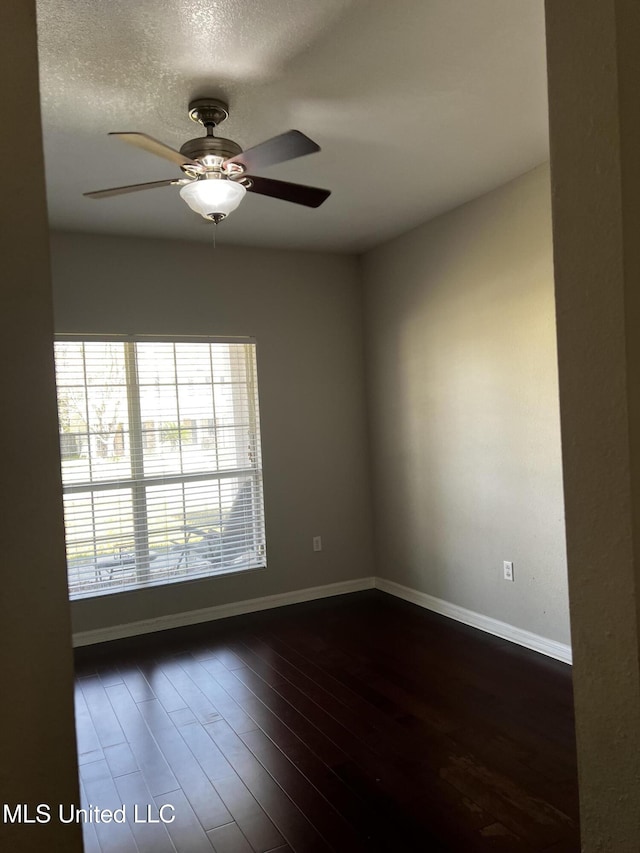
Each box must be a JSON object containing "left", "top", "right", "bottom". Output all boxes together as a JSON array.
[{"left": 212, "top": 220, "right": 216, "bottom": 249}]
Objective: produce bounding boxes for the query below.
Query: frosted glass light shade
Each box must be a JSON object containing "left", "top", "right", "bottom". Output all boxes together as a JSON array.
[{"left": 179, "top": 179, "right": 246, "bottom": 219}]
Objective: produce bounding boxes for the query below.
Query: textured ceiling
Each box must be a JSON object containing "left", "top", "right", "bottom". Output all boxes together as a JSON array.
[{"left": 36, "top": 0, "right": 549, "bottom": 252}]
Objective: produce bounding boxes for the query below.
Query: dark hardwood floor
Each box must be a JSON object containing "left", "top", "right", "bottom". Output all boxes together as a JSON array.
[{"left": 73, "top": 590, "right": 580, "bottom": 852}]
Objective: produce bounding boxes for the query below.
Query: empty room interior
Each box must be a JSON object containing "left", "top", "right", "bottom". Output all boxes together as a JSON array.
[{"left": 4, "top": 1, "right": 640, "bottom": 852}]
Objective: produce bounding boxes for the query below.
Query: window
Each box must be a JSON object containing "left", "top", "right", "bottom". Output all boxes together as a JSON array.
[{"left": 54, "top": 336, "right": 266, "bottom": 599}]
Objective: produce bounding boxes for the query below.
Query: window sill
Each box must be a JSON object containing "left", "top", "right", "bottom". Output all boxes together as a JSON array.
[{"left": 69, "top": 562, "right": 267, "bottom": 602}]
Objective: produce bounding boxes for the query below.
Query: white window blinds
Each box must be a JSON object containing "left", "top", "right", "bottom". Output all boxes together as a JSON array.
[{"left": 54, "top": 337, "right": 266, "bottom": 599}]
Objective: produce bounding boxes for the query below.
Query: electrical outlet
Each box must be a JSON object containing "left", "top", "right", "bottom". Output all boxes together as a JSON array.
[
  {"left": 313, "top": 536, "right": 322, "bottom": 552},
  {"left": 503, "top": 560, "right": 514, "bottom": 581}
]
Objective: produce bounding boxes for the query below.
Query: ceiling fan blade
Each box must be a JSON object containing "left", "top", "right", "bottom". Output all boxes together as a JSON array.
[
  {"left": 84, "top": 179, "right": 182, "bottom": 199},
  {"left": 109, "top": 132, "right": 200, "bottom": 168},
  {"left": 226, "top": 130, "right": 320, "bottom": 172},
  {"left": 245, "top": 175, "right": 330, "bottom": 208}
]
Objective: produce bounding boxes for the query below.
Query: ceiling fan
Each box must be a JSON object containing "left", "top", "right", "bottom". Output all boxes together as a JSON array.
[{"left": 84, "top": 98, "right": 331, "bottom": 224}]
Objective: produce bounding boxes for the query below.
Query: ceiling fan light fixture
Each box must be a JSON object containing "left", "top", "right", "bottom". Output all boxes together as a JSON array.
[{"left": 179, "top": 178, "right": 246, "bottom": 221}]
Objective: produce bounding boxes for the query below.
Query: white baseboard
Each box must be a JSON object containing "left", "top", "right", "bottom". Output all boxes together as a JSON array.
[
  {"left": 73, "top": 576, "right": 376, "bottom": 647},
  {"left": 73, "top": 574, "right": 572, "bottom": 665},
  {"left": 375, "top": 577, "right": 572, "bottom": 665}
]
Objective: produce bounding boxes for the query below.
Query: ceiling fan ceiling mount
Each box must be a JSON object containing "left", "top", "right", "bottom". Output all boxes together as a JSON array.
[{"left": 187, "top": 97, "right": 230, "bottom": 128}]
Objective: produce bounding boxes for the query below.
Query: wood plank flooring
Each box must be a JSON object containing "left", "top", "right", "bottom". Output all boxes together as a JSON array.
[{"left": 73, "top": 590, "right": 580, "bottom": 852}]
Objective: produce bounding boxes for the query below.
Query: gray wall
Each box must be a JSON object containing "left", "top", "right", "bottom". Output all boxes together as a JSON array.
[
  {"left": 362, "top": 164, "right": 570, "bottom": 644},
  {"left": 51, "top": 232, "right": 373, "bottom": 634}
]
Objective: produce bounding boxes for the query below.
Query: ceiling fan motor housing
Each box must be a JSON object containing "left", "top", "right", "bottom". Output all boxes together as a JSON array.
[{"left": 179, "top": 135, "right": 243, "bottom": 165}]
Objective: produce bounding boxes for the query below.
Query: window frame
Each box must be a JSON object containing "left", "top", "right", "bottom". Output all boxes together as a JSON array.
[{"left": 54, "top": 333, "right": 267, "bottom": 600}]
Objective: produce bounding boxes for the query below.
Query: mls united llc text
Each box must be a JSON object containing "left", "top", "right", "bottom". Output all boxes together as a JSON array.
[{"left": 3, "top": 803, "right": 176, "bottom": 824}]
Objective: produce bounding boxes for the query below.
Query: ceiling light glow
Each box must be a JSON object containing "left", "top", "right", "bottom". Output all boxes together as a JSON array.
[{"left": 179, "top": 178, "right": 246, "bottom": 221}]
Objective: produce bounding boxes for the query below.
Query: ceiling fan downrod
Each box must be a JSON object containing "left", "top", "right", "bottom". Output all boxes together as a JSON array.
[{"left": 179, "top": 99, "right": 243, "bottom": 168}]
